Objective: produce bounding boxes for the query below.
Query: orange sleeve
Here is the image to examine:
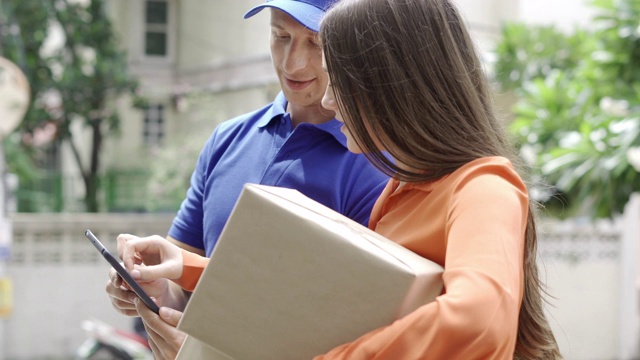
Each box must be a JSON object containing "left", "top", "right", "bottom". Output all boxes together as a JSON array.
[
  {"left": 173, "top": 249, "right": 210, "bottom": 292},
  {"left": 314, "top": 162, "right": 528, "bottom": 359}
]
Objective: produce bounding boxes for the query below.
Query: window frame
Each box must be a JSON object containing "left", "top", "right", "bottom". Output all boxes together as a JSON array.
[
  {"left": 130, "top": 0, "right": 176, "bottom": 65},
  {"left": 142, "top": 103, "right": 166, "bottom": 147}
]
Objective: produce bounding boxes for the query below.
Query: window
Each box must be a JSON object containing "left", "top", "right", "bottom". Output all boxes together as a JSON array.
[
  {"left": 143, "top": 104, "right": 165, "bottom": 146},
  {"left": 144, "top": 0, "right": 169, "bottom": 56}
]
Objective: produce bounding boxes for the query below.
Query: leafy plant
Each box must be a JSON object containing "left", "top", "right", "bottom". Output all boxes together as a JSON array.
[
  {"left": 494, "top": 0, "right": 640, "bottom": 219},
  {"left": 145, "top": 139, "right": 201, "bottom": 213}
]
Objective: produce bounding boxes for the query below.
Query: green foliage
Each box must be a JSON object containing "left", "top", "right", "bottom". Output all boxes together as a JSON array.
[
  {"left": 494, "top": 0, "right": 640, "bottom": 219},
  {"left": 590, "top": 0, "right": 640, "bottom": 98},
  {"left": 494, "top": 24, "right": 595, "bottom": 91},
  {"left": 2, "top": 133, "right": 40, "bottom": 181},
  {"left": 0, "top": 0, "right": 143, "bottom": 212},
  {"left": 144, "top": 137, "right": 203, "bottom": 212}
]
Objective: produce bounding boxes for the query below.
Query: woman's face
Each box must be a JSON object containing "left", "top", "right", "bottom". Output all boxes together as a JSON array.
[{"left": 320, "top": 55, "right": 363, "bottom": 154}]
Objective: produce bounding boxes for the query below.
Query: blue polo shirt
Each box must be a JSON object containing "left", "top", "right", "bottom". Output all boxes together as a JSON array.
[{"left": 168, "top": 92, "right": 389, "bottom": 256}]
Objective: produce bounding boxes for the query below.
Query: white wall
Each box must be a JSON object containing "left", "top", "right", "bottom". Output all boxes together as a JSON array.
[
  {"left": 518, "top": 0, "right": 597, "bottom": 31},
  {"left": 454, "top": 0, "right": 518, "bottom": 54},
  {"left": 177, "top": 0, "right": 270, "bottom": 70},
  {"left": 2, "top": 213, "right": 175, "bottom": 359},
  {"left": 538, "top": 200, "right": 640, "bottom": 360},
  {"left": 542, "top": 260, "right": 620, "bottom": 359}
]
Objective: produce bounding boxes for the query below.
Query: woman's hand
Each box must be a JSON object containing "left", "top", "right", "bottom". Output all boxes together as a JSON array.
[{"left": 118, "top": 234, "right": 184, "bottom": 281}]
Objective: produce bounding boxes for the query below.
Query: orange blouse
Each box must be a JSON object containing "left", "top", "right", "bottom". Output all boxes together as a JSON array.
[
  {"left": 314, "top": 156, "right": 528, "bottom": 359},
  {"left": 175, "top": 250, "right": 210, "bottom": 292}
]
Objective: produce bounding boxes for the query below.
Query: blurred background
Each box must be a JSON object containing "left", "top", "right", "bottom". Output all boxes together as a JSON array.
[{"left": 0, "top": 0, "right": 638, "bottom": 359}]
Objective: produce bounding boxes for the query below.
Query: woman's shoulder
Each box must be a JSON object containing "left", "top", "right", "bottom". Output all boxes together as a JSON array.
[
  {"left": 447, "top": 156, "right": 527, "bottom": 197},
  {"left": 409, "top": 156, "right": 525, "bottom": 196}
]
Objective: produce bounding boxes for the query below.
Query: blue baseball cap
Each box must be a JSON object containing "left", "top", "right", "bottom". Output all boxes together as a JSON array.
[{"left": 244, "top": 0, "right": 337, "bottom": 33}]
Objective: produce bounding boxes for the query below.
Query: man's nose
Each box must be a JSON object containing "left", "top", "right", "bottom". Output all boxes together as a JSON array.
[{"left": 284, "top": 43, "right": 311, "bottom": 74}]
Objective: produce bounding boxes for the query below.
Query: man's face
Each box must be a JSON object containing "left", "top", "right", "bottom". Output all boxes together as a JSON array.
[{"left": 270, "top": 9, "right": 327, "bottom": 109}]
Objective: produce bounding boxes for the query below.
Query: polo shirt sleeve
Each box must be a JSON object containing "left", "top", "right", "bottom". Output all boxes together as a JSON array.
[
  {"left": 314, "top": 167, "right": 528, "bottom": 359},
  {"left": 344, "top": 166, "right": 389, "bottom": 227}
]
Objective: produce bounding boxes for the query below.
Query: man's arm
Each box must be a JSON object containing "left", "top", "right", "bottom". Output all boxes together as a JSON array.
[{"left": 167, "top": 234, "right": 205, "bottom": 256}]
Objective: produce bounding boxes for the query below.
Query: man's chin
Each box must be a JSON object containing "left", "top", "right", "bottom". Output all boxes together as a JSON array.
[{"left": 282, "top": 89, "right": 321, "bottom": 108}]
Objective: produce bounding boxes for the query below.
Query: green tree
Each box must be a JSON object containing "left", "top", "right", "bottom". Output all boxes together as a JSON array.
[
  {"left": 0, "top": 1, "right": 50, "bottom": 184},
  {"left": 494, "top": 0, "right": 640, "bottom": 219},
  {"left": 0, "top": 0, "right": 143, "bottom": 212}
]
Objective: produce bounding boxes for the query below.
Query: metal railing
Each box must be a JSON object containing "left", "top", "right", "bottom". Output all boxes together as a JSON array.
[{"left": 13, "top": 170, "right": 184, "bottom": 213}]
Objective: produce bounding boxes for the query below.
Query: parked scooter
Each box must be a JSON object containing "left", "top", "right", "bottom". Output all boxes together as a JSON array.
[{"left": 76, "top": 318, "right": 153, "bottom": 360}]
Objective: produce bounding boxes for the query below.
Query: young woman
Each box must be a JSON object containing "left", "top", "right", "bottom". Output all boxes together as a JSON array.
[
  {"left": 315, "top": 0, "right": 562, "bottom": 358},
  {"left": 120, "top": 0, "right": 562, "bottom": 358}
]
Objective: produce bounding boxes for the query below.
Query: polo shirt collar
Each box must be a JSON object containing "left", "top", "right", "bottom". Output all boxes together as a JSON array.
[
  {"left": 257, "top": 91, "right": 348, "bottom": 149},
  {"left": 256, "top": 91, "right": 288, "bottom": 128},
  {"left": 313, "top": 118, "right": 348, "bottom": 148}
]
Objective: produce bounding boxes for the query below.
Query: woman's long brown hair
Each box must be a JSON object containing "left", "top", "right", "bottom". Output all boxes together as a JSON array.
[{"left": 321, "top": 0, "right": 562, "bottom": 358}]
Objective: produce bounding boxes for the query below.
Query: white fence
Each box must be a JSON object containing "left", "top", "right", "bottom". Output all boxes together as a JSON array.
[
  {"left": 538, "top": 194, "right": 640, "bottom": 360},
  {"left": 2, "top": 213, "right": 175, "bottom": 360},
  {"left": 1, "top": 197, "right": 639, "bottom": 360}
]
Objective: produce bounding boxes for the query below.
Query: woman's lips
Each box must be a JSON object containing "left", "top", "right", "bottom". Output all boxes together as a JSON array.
[{"left": 286, "top": 78, "right": 314, "bottom": 90}]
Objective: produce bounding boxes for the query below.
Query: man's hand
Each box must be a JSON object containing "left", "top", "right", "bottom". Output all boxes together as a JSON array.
[
  {"left": 106, "top": 266, "right": 191, "bottom": 316},
  {"left": 135, "top": 297, "right": 186, "bottom": 360},
  {"left": 105, "top": 267, "right": 172, "bottom": 316}
]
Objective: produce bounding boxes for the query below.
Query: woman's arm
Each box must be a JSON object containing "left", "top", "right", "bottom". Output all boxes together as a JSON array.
[{"left": 315, "top": 173, "right": 528, "bottom": 359}]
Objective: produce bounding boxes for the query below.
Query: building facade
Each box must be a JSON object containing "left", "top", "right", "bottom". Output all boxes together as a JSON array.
[{"left": 52, "top": 0, "right": 519, "bottom": 212}]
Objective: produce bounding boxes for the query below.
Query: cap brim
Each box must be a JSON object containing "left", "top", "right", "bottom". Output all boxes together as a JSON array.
[{"left": 244, "top": 1, "right": 325, "bottom": 32}]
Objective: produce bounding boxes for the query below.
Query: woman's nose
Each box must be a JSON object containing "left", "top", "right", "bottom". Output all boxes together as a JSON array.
[{"left": 321, "top": 89, "right": 336, "bottom": 111}]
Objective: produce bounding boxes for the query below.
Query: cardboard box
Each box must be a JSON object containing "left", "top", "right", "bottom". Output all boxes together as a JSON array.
[{"left": 176, "top": 184, "right": 443, "bottom": 360}]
